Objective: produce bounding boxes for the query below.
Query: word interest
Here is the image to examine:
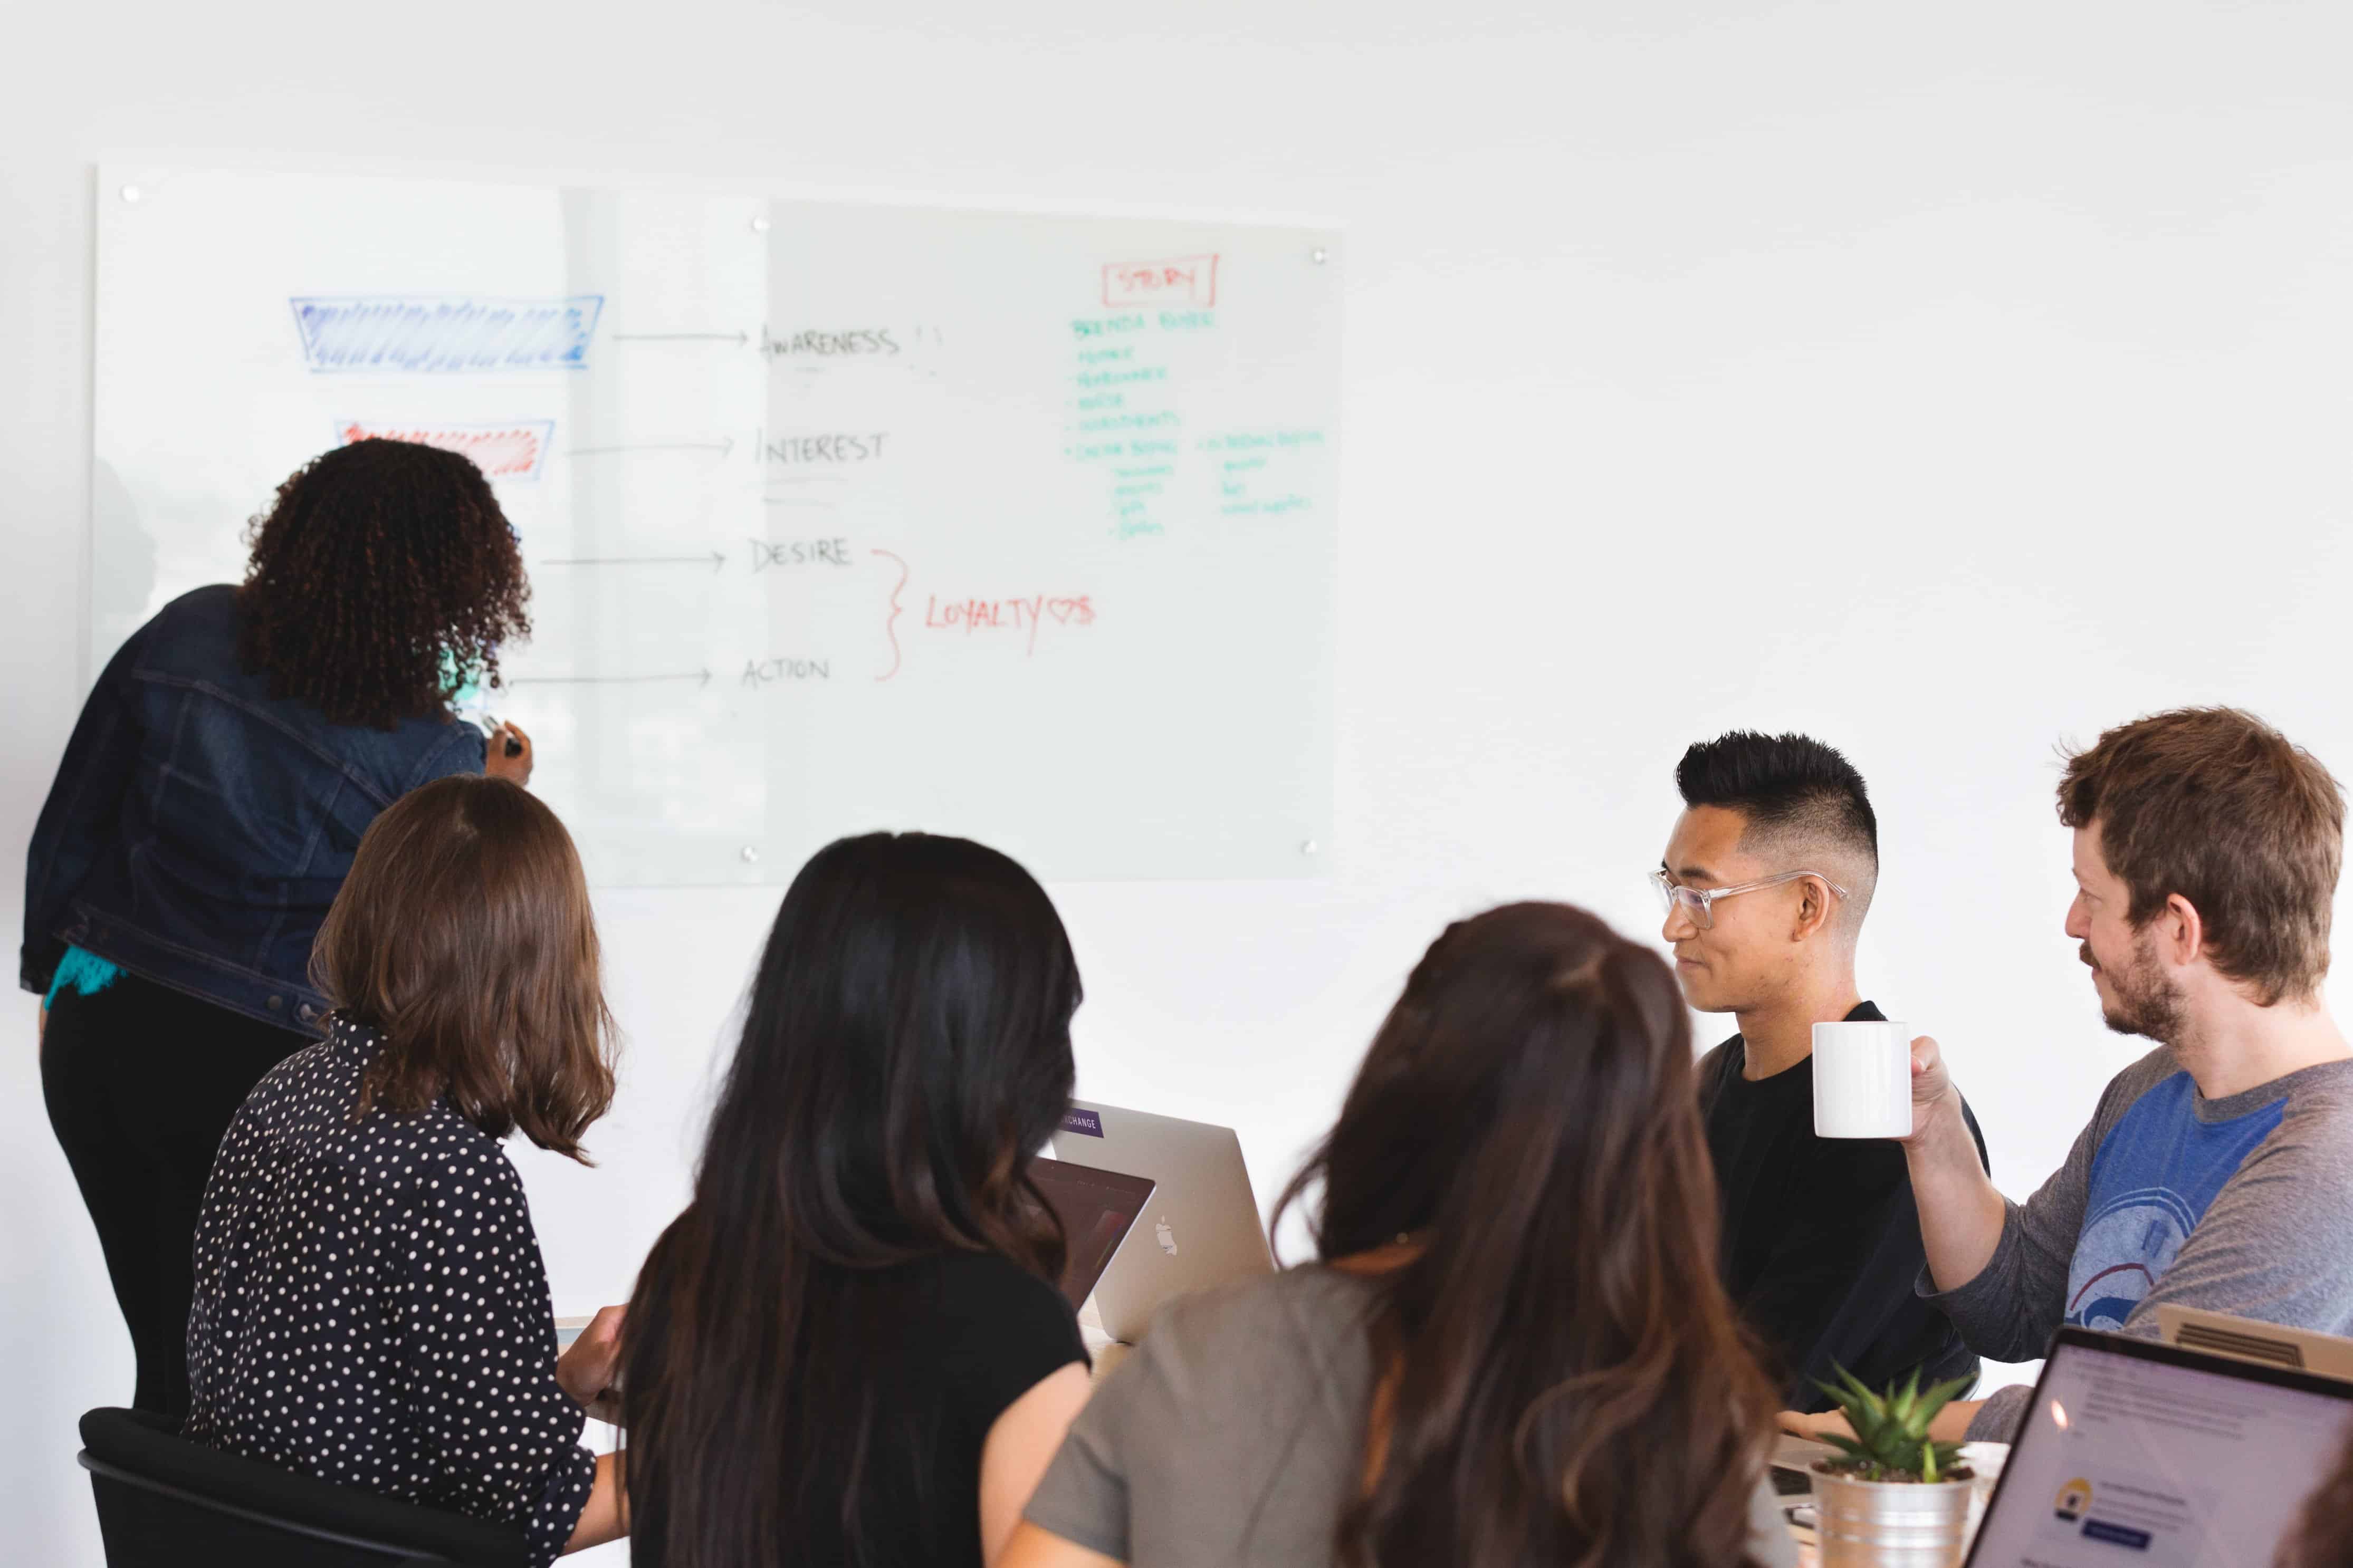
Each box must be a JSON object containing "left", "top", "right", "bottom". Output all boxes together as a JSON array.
[{"left": 767, "top": 432, "right": 888, "bottom": 464}]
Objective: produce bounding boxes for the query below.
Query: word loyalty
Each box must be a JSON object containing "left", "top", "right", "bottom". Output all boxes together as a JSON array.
[{"left": 925, "top": 592, "right": 1097, "bottom": 655}]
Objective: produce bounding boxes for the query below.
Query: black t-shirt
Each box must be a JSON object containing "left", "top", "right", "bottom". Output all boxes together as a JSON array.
[
  {"left": 1697, "top": 1001, "right": 1989, "bottom": 1412},
  {"left": 633, "top": 1249, "right": 1087, "bottom": 1568}
]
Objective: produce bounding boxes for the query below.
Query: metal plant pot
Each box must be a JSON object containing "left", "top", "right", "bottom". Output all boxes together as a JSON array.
[{"left": 1811, "top": 1467, "right": 1975, "bottom": 1567}]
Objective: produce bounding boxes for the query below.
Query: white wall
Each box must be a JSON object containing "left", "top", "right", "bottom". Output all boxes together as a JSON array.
[{"left": 9, "top": 3, "right": 2353, "bottom": 1563}]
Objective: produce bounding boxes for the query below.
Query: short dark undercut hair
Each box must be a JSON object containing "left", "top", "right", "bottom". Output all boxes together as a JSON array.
[{"left": 1676, "top": 731, "right": 1879, "bottom": 870}]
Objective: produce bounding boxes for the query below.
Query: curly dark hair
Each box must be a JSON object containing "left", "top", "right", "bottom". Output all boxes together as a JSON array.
[{"left": 238, "top": 439, "right": 531, "bottom": 729}]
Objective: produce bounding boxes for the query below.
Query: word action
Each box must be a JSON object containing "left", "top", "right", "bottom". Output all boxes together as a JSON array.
[{"left": 742, "top": 657, "right": 831, "bottom": 686}]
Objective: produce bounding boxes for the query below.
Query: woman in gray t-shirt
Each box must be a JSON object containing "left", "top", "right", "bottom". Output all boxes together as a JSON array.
[{"left": 1005, "top": 903, "right": 1800, "bottom": 1568}]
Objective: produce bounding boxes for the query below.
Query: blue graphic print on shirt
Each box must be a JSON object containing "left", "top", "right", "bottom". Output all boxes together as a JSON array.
[{"left": 2065, "top": 1071, "right": 2287, "bottom": 1331}]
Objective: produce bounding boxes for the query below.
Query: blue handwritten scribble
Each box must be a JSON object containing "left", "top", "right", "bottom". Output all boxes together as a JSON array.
[{"left": 289, "top": 295, "right": 606, "bottom": 373}]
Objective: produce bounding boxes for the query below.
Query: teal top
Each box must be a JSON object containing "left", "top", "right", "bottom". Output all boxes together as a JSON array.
[{"left": 44, "top": 944, "right": 123, "bottom": 1007}]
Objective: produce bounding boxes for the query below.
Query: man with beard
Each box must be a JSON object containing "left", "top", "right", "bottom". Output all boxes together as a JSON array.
[{"left": 1792, "top": 707, "right": 2353, "bottom": 1445}]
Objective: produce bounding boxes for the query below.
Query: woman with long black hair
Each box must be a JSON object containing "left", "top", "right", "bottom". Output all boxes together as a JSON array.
[
  {"left": 23, "top": 438, "right": 535, "bottom": 1418},
  {"left": 616, "top": 831, "right": 1094, "bottom": 1568},
  {"left": 1005, "top": 902, "right": 1798, "bottom": 1568}
]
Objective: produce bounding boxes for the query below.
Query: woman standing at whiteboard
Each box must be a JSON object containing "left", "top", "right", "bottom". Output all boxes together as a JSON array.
[{"left": 21, "top": 437, "right": 537, "bottom": 1420}]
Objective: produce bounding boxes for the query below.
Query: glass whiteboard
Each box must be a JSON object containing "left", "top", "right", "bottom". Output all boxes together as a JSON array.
[{"left": 94, "top": 167, "right": 1339, "bottom": 884}]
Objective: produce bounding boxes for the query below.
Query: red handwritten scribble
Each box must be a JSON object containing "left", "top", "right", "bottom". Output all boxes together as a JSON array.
[
  {"left": 337, "top": 419, "right": 553, "bottom": 480},
  {"left": 1101, "top": 255, "right": 1219, "bottom": 309},
  {"left": 872, "top": 549, "right": 910, "bottom": 682},
  {"left": 923, "top": 594, "right": 1096, "bottom": 656}
]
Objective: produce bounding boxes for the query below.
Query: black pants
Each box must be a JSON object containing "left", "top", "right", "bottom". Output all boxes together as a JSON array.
[{"left": 41, "top": 971, "right": 308, "bottom": 1419}]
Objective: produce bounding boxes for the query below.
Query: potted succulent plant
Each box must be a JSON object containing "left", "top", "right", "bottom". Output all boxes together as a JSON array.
[{"left": 1809, "top": 1367, "right": 1978, "bottom": 1567}]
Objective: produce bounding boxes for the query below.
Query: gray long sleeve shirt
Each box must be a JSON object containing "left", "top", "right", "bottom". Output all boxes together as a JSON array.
[{"left": 1920, "top": 1047, "right": 2353, "bottom": 1441}]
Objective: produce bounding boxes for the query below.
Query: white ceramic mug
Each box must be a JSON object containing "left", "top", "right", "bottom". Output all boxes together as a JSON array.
[{"left": 1812, "top": 1019, "right": 1916, "bottom": 1138}]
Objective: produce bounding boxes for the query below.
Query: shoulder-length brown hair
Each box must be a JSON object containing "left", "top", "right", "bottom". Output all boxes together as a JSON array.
[
  {"left": 312, "top": 774, "right": 616, "bottom": 1161},
  {"left": 1275, "top": 901, "right": 1780, "bottom": 1568}
]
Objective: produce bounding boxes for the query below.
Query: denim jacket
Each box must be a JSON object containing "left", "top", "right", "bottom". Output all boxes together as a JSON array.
[{"left": 22, "top": 585, "right": 486, "bottom": 1031}]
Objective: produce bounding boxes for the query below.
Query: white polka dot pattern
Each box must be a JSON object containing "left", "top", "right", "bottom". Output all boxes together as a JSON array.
[{"left": 183, "top": 1015, "right": 596, "bottom": 1567}]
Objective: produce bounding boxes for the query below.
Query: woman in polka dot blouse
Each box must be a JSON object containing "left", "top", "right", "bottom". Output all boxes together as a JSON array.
[{"left": 183, "top": 775, "right": 628, "bottom": 1563}]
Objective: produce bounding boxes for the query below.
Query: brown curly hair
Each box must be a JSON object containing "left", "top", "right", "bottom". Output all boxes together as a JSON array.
[{"left": 238, "top": 439, "right": 531, "bottom": 729}]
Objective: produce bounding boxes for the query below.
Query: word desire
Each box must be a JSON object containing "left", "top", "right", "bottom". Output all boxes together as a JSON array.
[
  {"left": 742, "top": 657, "right": 830, "bottom": 686},
  {"left": 751, "top": 538, "right": 854, "bottom": 570},
  {"left": 764, "top": 327, "right": 900, "bottom": 358},
  {"left": 925, "top": 593, "right": 1097, "bottom": 655},
  {"left": 768, "top": 432, "right": 887, "bottom": 464},
  {"left": 1101, "top": 254, "right": 1219, "bottom": 309}
]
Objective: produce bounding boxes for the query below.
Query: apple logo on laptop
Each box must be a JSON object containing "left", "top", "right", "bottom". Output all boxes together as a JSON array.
[{"left": 1155, "top": 1218, "right": 1178, "bottom": 1256}]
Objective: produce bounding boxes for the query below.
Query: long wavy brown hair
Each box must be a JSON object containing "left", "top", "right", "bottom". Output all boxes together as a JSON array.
[
  {"left": 240, "top": 438, "right": 531, "bottom": 729},
  {"left": 618, "top": 833, "right": 1079, "bottom": 1568},
  {"left": 1275, "top": 901, "right": 1781, "bottom": 1568},
  {"left": 311, "top": 774, "right": 616, "bottom": 1160}
]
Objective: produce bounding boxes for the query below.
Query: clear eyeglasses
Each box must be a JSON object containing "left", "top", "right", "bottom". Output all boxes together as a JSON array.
[{"left": 1649, "top": 868, "right": 1848, "bottom": 930}]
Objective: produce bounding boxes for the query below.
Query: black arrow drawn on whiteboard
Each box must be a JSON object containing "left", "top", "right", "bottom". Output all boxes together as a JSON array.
[
  {"left": 611, "top": 330, "right": 751, "bottom": 347},
  {"left": 565, "top": 437, "right": 737, "bottom": 459},
  {"left": 541, "top": 552, "right": 726, "bottom": 572},
  {"left": 508, "top": 669, "right": 714, "bottom": 690}
]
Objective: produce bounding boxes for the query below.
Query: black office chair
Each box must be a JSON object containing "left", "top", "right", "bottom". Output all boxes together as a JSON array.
[{"left": 78, "top": 1408, "right": 529, "bottom": 1566}]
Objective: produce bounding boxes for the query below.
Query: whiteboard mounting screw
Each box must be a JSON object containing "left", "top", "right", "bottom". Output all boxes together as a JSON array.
[
  {"left": 120, "top": 184, "right": 142, "bottom": 205},
  {"left": 1300, "top": 839, "right": 1320, "bottom": 856},
  {"left": 749, "top": 215, "right": 771, "bottom": 234},
  {"left": 740, "top": 845, "right": 760, "bottom": 863},
  {"left": 1309, "top": 246, "right": 1327, "bottom": 265}
]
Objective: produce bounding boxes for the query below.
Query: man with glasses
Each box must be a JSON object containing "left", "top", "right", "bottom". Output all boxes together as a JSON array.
[{"left": 1661, "top": 731, "right": 1987, "bottom": 1411}]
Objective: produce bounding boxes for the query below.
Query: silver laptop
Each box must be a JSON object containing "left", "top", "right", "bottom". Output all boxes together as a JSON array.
[
  {"left": 1028, "top": 1157, "right": 1155, "bottom": 1311},
  {"left": 1049, "top": 1100, "right": 1274, "bottom": 1343},
  {"left": 2158, "top": 1304, "right": 2353, "bottom": 1382},
  {"left": 1964, "top": 1327, "right": 2353, "bottom": 1566}
]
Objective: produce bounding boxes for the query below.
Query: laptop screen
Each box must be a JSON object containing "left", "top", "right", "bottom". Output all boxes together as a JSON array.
[
  {"left": 1967, "top": 1330, "right": 2353, "bottom": 1567},
  {"left": 1029, "top": 1157, "right": 1156, "bottom": 1310}
]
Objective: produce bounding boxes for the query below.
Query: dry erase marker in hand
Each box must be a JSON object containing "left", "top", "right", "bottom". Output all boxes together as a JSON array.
[{"left": 474, "top": 712, "right": 526, "bottom": 758}]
